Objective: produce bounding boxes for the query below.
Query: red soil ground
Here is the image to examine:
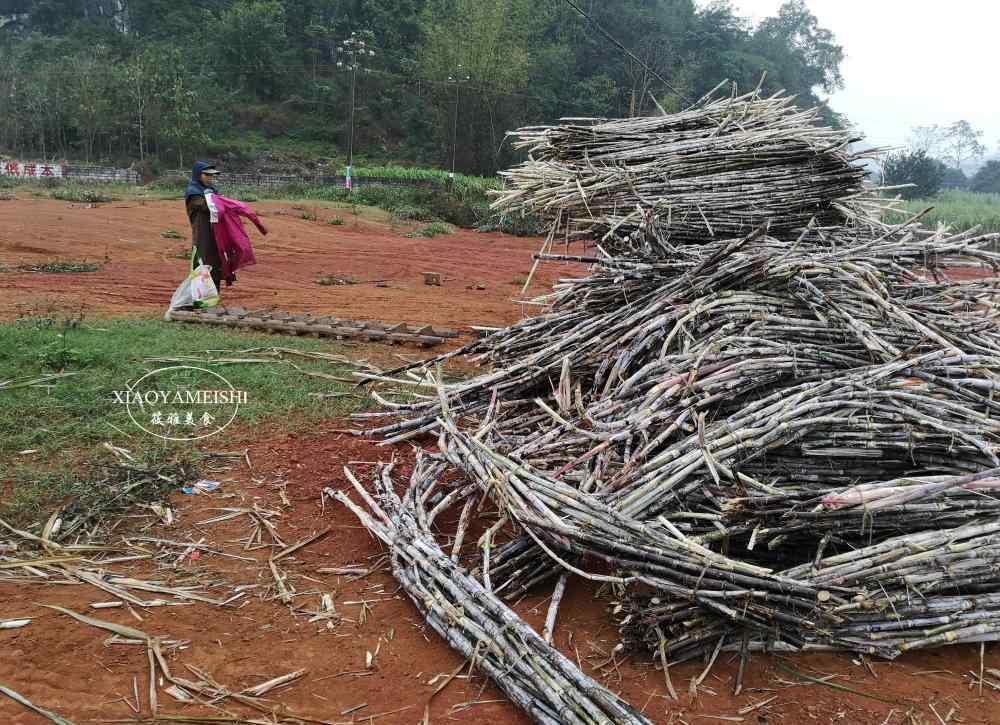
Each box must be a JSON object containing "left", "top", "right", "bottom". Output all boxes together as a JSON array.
[
  {"left": 1, "top": 197, "right": 999, "bottom": 724},
  {"left": 3, "top": 425, "right": 997, "bottom": 725},
  {"left": 0, "top": 197, "right": 566, "bottom": 328}
]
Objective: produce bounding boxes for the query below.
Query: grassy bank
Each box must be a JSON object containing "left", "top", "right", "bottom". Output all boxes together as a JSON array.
[{"left": 0, "top": 317, "right": 365, "bottom": 523}]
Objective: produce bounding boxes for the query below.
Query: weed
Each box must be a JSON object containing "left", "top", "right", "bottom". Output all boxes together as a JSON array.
[
  {"left": 327, "top": 217, "right": 344, "bottom": 226},
  {"left": 161, "top": 228, "right": 185, "bottom": 239},
  {"left": 391, "top": 204, "right": 438, "bottom": 222},
  {"left": 15, "top": 261, "right": 101, "bottom": 273},
  {"left": 316, "top": 274, "right": 358, "bottom": 286},
  {"left": 405, "top": 221, "right": 455, "bottom": 239},
  {"left": 49, "top": 185, "right": 117, "bottom": 203}
]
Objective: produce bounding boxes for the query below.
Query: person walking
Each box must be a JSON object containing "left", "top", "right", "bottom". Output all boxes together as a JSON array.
[{"left": 185, "top": 161, "right": 224, "bottom": 296}]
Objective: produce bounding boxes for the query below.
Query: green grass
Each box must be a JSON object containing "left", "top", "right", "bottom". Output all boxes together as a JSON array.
[
  {"left": 48, "top": 184, "right": 120, "bottom": 203},
  {"left": 0, "top": 317, "right": 367, "bottom": 522},
  {"left": 161, "top": 228, "right": 185, "bottom": 240},
  {"left": 405, "top": 221, "right": 455, "bottom": 239},
  {"left": 1, "top": 260, "right": 102, "bottom": 274},
  {"left": 349, "top": 165, "right": 498, "bottom": 194},
  {"left": 896, "top": 190, "right": 1000, "bottom": 234}
]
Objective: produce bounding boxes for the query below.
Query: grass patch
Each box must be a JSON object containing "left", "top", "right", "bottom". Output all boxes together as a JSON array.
[
  {"left": 896, "top": 190, "right": 1000, "bottom": 234},
  {"left": 0, "top": 260, "right": 101, "bottom": 274},
  {"left": 49, "top": 184, "right": 118, "bottom": 203},
  {"left": 0, "top": 316, "right": 367, "bottom": 522},
  {"left": 391, "top": 204, "right": 438, "bottom": 222},
  {"left": 316, "top": 274, "right": 357, "bottom": 286},
  {"left": 406, "top": 221, "right": 455, "bottom": 239},
  {"left": 327, "top": 217, "right": 344, "bottom": 226},
  {"left": 161, "top": 228, "right": 185, "bottom": 239}
]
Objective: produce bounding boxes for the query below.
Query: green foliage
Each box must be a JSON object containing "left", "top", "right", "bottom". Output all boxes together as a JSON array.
[
  {"left": 896, "top": 191, "right": 1000, "bottom": 235},
  {"left": 882, "top": 151, "right": 946, "bottom": 200},
  {"left": 161, "top": 229, "right": 185, "bottom": 239},
  {"left": 942, "top": 167, "right": 968, "bottom": 191},
  {"left": 392, "top": 204, "right": 437, "bottom": 222},
  {"left": 405, "top": 221, "right": 454, "bottom": 238},
  {"left": 0, "top": 1, "right": 847, "bottom": 176},
  {"left": 213, "top": 0, "right": 290, "bottom": 100},
  {"left": 49, "top": 185, "right": 117, "bottom": 203},
  {"left": 971, "top": 161, "right": 1000, "bottom": 195}
]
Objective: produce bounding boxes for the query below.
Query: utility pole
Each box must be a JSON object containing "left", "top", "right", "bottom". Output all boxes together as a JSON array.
[
  {"left": 337, "top": 32, "right": 376, "bottom": 191},
  {"left": 448, "top": 65, "right": 470, "bottom": 180}
]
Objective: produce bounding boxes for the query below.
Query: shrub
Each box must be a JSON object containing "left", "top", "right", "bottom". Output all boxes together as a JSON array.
[
  {"left": 391, "top": 204, "right": 437, "bottom": 222},
  {"left": 882, "top": 151, "right": 946, "bottom": 200},
  {"left": 971, "top": 161, "right": 1000, "bottom": 195},
  {"left": 49, "top": 185, "right": 116, "bottom": 203},
  {"left": 405, "top": 222, "right": 455, "bottom": 239}
]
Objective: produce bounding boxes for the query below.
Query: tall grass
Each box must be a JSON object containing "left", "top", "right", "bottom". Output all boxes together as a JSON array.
[
  {"left": 896, "top": 190, "right": 1000, "bottom": 234},
  {"left": 348, "top": 165, "right": 498, "bottom": 193}
]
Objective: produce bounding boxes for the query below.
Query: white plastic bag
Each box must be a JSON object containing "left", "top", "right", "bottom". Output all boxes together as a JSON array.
[
  {"left": 190, "top": 264, "right": 219, "bottom": 304},
  {"left": 165, "top": 264, "right": 218, "bottom": 320}
]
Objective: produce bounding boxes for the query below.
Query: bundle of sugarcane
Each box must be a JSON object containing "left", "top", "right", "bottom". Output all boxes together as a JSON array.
[
  {"left": 332, "top": 455, "right": 652, "bottom": 725},
  {"left": 491, "top": 88, "right": 886, "bottom": 250}
]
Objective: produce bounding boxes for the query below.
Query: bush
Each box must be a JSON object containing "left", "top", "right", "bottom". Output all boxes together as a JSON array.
[
  {"left": 882, "top": 151, "right": 946, "bottom": 200},
  {"left": 971, "top": 161, "right": 1000, "bottom": 195},
  {"left": 405, "top": 222, "right": 455, "bottom": 238},
  {"left": 391, "top": 204, "right": 438, "bottom": 222}
]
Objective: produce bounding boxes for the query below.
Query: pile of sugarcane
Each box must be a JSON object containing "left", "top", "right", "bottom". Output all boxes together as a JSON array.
[{"left": 338, "top": 87, "right": 1000, "bottom": 722}]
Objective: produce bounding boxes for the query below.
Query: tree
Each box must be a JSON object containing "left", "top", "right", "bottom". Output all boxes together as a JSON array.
[
  {"left": 71, "top": 46, "right": 115, "bottom": 162},
  {"left": 941, "top": 166, "right": 968, "bottom": 191},
  {"left": 882, "top": 150, "right": 946, "bottom": 200},
  {"left": 909, "top": 124, "right": 946, "bottom": 156},
  {"left": 752, "top": 0, "right": 844, "bottom": 99},
  {"left": 971, "top": 161, "right": 1000, "bottom": 195},
  {"left": 941, "top": 120, "right": 986, "bottom": 172},
  {"left": 161, "top": 77, "right": 211, "bottom": 168},
  {"left": 212, "top": 0, "right": 290, "bottom": 100}
]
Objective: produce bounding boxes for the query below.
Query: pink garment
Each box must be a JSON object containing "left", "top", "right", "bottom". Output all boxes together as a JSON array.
[{"left": 211, "top": 195, "right": 267, "bottom": 282}]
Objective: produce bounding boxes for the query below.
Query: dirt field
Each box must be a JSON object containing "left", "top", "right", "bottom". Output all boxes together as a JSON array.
[
  {"left": 2, "top": 196, "right": 999, "bottom": 724},
  {"left": 3, "top": 425, "right": 997, "bottom": 725},
  {"left": 0, "top": 197, "right": 564, "bottom": 327}
]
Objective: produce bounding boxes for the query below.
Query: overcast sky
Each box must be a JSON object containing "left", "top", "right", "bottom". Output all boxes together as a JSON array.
[{"left": 720, "top": 0, "right": 999, "bottom": 154}]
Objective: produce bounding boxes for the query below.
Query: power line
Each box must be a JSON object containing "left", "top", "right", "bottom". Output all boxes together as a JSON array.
[{"left": 558, "top": 0, "right": 691, "bottom": 104}]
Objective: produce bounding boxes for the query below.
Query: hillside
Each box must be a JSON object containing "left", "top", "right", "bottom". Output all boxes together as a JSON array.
[{"left": 0, "top": 0, "right": 845, "bottom": 175}]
